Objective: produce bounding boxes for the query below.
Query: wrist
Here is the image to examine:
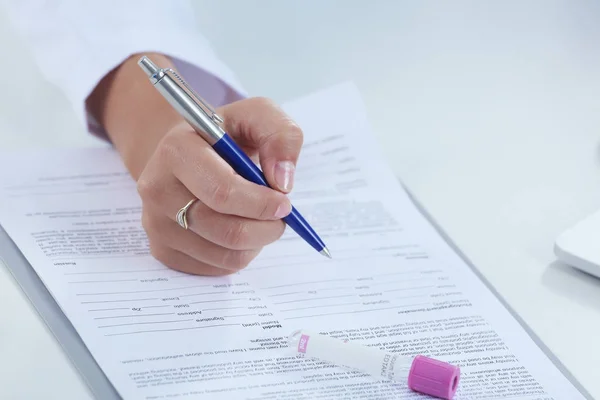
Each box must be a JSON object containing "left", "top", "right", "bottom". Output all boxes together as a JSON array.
[{"left": 87, "top": 53, "right": 183, "bottom": 179}]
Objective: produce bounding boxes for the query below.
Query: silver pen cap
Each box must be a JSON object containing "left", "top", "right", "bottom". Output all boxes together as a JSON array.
[
  {"left": 137, "top": 55, "right": 224, "bottom": 145},
  {"left": 138, "top": 56, "right": 160, "bottom": 78}
]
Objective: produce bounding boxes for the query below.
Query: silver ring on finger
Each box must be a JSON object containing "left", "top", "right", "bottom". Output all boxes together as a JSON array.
[{"left": 176, "top": 198, "right": 198, "bottom": 230}]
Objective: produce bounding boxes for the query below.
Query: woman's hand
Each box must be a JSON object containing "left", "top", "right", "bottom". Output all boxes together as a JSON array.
[
  {"left": 87, "top": 53, "right": 303, "bottom": 275},
  {"left": 136, "top": 98, "right": 303, "bottom": 275}
]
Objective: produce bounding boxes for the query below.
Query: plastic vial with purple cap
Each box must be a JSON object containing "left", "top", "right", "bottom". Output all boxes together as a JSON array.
[{"left": 288, "top": 329, "right": 461, "bottom": 400}]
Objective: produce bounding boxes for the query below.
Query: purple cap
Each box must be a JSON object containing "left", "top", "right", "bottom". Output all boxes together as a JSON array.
[{"left": 407, "top": 355, "right": 460, "bottom": 400}]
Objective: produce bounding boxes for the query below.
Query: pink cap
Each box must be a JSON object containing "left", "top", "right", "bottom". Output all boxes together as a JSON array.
[{"left": 407, "top": 355, "right": 460, "bottom": 400}]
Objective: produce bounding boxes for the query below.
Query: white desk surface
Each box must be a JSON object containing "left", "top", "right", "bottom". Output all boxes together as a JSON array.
[{"left": 1, "top": 1, "right": 600, "bottom": 399}]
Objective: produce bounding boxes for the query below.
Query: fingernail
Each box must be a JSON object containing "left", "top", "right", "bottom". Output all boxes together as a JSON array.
[
  {"left": 274, "top": 161, "right": 295, "bottom": 192},
  {"left": 274, "top": 201, "right": 292, "bottom": 219}
]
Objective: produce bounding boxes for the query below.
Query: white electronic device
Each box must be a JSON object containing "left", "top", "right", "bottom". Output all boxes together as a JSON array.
[{"left": 554, "top": 209, "right": 600, "bottom": 278}]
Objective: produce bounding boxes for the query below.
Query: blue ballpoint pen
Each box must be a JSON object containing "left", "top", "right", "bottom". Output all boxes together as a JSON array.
[{"left": 137, "top": 56, "right": 331, "bottom": 258}]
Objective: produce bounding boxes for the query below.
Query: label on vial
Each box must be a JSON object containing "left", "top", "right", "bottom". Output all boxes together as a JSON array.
[{"left": 291, "top": 330, "right": 411, "bottom": 382}]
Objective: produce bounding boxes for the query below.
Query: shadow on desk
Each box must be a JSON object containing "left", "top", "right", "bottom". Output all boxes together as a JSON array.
[{"left": 542, "top": 261, "right": 600, "bottom": 309}]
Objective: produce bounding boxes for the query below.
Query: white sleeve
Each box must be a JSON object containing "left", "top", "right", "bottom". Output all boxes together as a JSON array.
[{"left": 1, "top": 0, "right": 247, "bottom": 137}]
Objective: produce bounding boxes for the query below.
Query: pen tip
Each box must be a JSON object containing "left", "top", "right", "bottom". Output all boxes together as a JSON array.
[{"left": 320, "top": 247, "right": 332, "bottom": 259}]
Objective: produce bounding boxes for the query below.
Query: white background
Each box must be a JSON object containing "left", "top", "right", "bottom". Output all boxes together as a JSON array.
[{"left": 1, "top": 1, "right": 600, "bottom": 399}]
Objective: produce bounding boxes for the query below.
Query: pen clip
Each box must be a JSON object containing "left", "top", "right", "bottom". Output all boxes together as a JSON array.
[{"left": 163, "top": 68, "right": 224, "bottom": 124}]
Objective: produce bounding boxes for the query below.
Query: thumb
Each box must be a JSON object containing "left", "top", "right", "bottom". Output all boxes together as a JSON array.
[{"left": 219, "top": 97, "right": 304, "bottom": 193}]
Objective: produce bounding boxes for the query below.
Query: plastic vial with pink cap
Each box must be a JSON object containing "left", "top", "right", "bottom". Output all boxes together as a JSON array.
[{"left": 288, "top": 329, "right": 461, "bottom": 400}]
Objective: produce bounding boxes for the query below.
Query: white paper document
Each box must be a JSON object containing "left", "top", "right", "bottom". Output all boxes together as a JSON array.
[{"left": 0, "top": 84, "right": 587, "bottom": 399}]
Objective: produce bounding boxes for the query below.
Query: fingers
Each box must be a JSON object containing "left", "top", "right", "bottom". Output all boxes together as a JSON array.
[
  {"left": 143, "top": 213, "right": 261, "bottom": 274},
  {"left": 179, "top": 199, "right": 286, "bottom": 251},
  {"left": 144, "top": 125, "right": 291, "bottom": 220},
  {"left": 139, "top": 163, "right": 286, "bottom": 250},
  {"left": 219, "top": 97, "right": 304, "bottom": 193}
]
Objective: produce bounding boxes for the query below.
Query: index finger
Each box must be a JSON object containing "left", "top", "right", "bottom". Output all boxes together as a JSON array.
[
  {"left": 163, "top": 127, "right": 292, "bottom": 221},
  {"left": 219, "top": 97, "right": 304, "bottom": 193}
]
